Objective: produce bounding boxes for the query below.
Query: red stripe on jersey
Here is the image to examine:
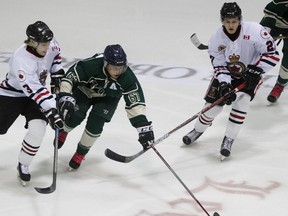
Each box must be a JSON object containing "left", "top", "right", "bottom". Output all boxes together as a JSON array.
[
  {"left": 34, "top": 90, "right": 50, "bottom": 102},
  {"left": 262, "top": 54, "right": 280, "bottom": 62}
]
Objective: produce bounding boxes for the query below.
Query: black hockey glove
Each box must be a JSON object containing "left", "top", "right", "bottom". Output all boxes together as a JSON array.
[
  {"left": 58, "top": 92, "right": 77, "bottom": 121},
  {"left": 219, "top": 82, "right": 236, "bottom": 105},
  {"left": 244, "top": 65, "right": 263, "bottom": 90},
  {"left": 137, "top": 121, "right": 154, "bottom": 150},
  {"left": 50, "top": 69, "right": 65, "bottom": 93},
  {"left": 44, "top": 108, "right": 64, "bottom": 130}
]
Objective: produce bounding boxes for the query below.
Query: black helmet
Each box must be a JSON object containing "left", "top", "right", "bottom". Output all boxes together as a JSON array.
[
  {"left": 220, "top": 2, "right": 242, "bottom": 21},
  {"left": 26, "top": 21, "right": 53, "bottom": 42},
  {"left": 103, "top": 44, "right": 127, "bottom": 67}
]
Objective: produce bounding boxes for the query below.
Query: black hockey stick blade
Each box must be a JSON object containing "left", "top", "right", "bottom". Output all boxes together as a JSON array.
[
  {"left": 105, "top": 148, "right": 147, "bottom": 163},
  {"left": 35, "top": 184, "right": 56, "bottom": 194},
  {"left": 35, "top": 128, "right": 59, "bottom": 194},
  {"left": 34, "top": 164, "right": 57, "bottom": 194},
  {"left": 190, "top": 33, "right": 208, "bottom": 50}
]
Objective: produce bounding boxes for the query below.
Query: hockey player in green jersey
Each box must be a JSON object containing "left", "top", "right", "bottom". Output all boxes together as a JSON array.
[
  {"left": 57, "top": 44, "right": 154, "bottom": 169},
  {"left": 260, "top": 0, "right": 288, "bottom": 103}
]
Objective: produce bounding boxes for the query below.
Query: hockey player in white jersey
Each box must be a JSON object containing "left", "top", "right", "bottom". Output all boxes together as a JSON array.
[
  {"left": 182, "top": 2, "right": 280, "bottom": 160},
  {"left": 0, "top": 21, "right": 64, "bottom": 185}
]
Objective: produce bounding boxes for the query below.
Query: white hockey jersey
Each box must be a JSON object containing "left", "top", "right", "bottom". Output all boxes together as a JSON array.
[
  {"left": 208, "top": 21, "right": 280, "bottom": 84},
  {"left": 0, "top": 38, "right": 63, "bottom": 111}
]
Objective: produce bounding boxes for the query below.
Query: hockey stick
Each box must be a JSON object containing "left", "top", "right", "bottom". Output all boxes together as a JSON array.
[
  {"left": 190, "top": 33, "right": 209, "bottom": 50},
  {"left": 151, "top": 145, "right": 220, "bottom": 216},
  {"left": 190, "top": 33, "right": 288, "bottom": 50},
  {"left": 35, "top": 88, "right": 61, "bottom": 194},
  {"left": 105, "top": 82, "right": 246, "bottom": 163},
  {"left": 35, "top": 128, "right": 59, "bottom": 194}
]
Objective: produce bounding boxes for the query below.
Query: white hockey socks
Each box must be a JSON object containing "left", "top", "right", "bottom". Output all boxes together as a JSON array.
[
  {"left": 18, "top": 119, "right": 46, "bottom": 166},
  {"left": 195, "top": 103, "right": 223, "bottom": 132}
]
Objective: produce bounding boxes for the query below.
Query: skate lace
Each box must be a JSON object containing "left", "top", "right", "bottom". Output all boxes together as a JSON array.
[
  {"left": 20, "top": 164, "right": 30, "bottom": 174},
  {"left": 270, "top": 84, "right": 284, "bottom": 97},
  {"left": 72, "top": 153, "right": 85, "bottom": 164}
]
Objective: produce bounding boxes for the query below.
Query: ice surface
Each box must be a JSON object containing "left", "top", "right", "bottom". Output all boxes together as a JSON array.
[{"left": 0, "top": 0, "right": 287, "bottom": 216}]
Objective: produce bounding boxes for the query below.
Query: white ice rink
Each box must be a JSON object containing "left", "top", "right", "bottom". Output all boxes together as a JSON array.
[{"left": 0, "top": 0, "right": 287, "bottom": 215}]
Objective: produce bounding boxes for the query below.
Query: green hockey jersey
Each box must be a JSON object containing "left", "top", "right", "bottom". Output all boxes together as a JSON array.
[
  {"left": 61, "top": 53, "right": 149, "bottom": 127},
  {"left": 260, "top": 0, "right": 288, "bottom": 36}
]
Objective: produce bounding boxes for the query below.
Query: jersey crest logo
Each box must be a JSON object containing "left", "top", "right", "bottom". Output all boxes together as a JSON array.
[
  {"left": 218, "top": 45, "right": 226, "bottom": 52},
  {"left": 109, "top": 83, "right": 117, "bottom": 90},
  {"left": 227, "top": 54, "right": 246, "bottom": 78},
  {"left": 39, "top": 70, "right": 48, "bottom": 85}
]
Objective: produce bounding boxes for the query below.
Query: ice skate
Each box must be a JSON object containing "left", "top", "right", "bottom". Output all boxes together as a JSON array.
[
  {"left": 69, "top": 152, "right": 85, "bottom": 170},
  {"left": 267, "top": 83, "right": 284, "bottom": 104},
  {"left": 182, "top": 129, "right": 203, "bottom": 145},
  {"left": 220, "top": 136, "right": 234, "bottom": 161},
  {"left": 17, "top": 163, "right": 31, "bottom": 186}
]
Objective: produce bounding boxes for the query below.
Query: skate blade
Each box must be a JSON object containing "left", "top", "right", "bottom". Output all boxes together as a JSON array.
[
  {"left": 220, "top": 155, "right": 227, "bottom": 161},
  {"left": 18, "top": 177, "right": 29, "bottom": 186},
  {"left": 20, "top": 180, "right": 28, "bottom": 186},
  {"left": 266, "top": 102, "right": 277, "bottom": 107},
  {"left": 17, "top": 174, "right": 29, "bottom": 187},
  {"left": 68, "top": 167, "right": 76, "bottom": 172},
  {"left": 266, "top": 99, "right": 279, "bottom": 106}
]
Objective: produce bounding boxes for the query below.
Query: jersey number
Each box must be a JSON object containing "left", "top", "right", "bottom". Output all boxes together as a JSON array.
[
  {"left": 266, "top": 40, "right": 274, "bottom": 52},
  {"left": 23, "top": 84, "right": 33, "bottom": 93}
]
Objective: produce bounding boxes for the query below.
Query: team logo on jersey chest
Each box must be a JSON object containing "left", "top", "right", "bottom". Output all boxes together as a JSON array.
[
  {"left": 227, "top": 54, "right": 246, "bottom": 78},
  {"left": 218, "top": 45, "right": 226, "bottom": 52},
  {"left": 39, "top": 70, "right": 48, "bottom": 85}
]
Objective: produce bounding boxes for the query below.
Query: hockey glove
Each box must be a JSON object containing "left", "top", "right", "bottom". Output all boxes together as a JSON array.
[
  {"left": 44, "top": 108, "right": 64, "bottom": 130},
  {"left": 58, "top": 92, "right": 77, "bottom": 121},
  {"left": 244, "top": 65, "right": 263, "bottom": 90},
  {"left": 137, "top": 121, "right": 154, "bottom": 150},
  {"left": 219, "top": 82, "right": 236, "bottom": 105},
  {"left": 50, "top": 69, "right": 65, "bottom": 93}
]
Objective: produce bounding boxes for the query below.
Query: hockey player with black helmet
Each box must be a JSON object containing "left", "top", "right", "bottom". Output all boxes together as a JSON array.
[
  {"left": 182, "top": 2, "right": 280, "bottom": 160},
  {"left": 0, "top": 21, "right": 64, "bottom": 185},
  {"left": 57, "top": 44, "right": 154, "bottom": 169}
]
